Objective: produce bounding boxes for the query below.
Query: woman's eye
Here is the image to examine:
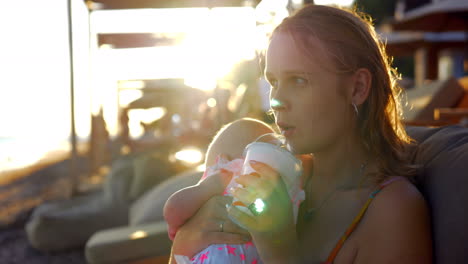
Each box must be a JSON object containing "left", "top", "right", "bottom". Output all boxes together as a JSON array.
[{"left": 292, "top": 77, "right": 307, "bottom": 85}]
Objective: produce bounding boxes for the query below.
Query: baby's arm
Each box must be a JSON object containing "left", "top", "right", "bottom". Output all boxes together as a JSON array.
[
  {"left": 163, "top": 170, "right": 231, "bottom": 237},
  {"left": 165, "top": 118, "right": 274, "bottom": 238}
]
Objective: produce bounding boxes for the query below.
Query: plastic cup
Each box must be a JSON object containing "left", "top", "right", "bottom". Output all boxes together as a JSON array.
[{"left": 232, "top": 133, "right": 303, "bottom": 217}]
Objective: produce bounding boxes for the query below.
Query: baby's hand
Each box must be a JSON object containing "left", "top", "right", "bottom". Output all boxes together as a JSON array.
[
  {"left": 200, "top": 169, "right": 233, "bottom": 195},
  {"left": 215, "top": 153, "right": 232, "bottom": 165}
]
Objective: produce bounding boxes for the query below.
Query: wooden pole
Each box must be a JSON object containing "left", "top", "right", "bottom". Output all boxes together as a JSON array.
[{"left": 67, "top": 0, "right": 79, "bottom": 194}]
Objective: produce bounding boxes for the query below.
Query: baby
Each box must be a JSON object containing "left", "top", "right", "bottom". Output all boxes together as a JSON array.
[{"left": 164, "top": 119, "right": 305, "bottom": 264}]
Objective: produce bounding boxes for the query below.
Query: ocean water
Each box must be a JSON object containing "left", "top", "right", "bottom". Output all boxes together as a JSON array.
[{"left": 0, "top": 137, "right": 70, "bottom": 173}]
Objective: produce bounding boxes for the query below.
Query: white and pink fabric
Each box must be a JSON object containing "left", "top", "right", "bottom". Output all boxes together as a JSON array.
[{"left": 173, "top": 155, "right": 305, "bottom": 264}]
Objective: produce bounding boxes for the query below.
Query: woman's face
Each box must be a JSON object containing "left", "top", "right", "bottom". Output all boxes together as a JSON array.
[{"left": 265, "top": 32, "right": 352, "bottom": 154}]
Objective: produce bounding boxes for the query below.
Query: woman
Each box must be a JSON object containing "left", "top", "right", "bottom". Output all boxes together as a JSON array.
[{"left": 170, "top": 5, "right": 432, "bottom": 263}]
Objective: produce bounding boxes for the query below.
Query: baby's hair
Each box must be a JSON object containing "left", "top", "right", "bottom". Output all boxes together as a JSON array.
[{"left": 205, "top": 118, "right": 274, "bottom": 167}]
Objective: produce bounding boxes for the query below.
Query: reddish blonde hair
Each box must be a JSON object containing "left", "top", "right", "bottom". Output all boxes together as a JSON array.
[{"left": 273, "top": 5, "right": 416, "bottom": 181}]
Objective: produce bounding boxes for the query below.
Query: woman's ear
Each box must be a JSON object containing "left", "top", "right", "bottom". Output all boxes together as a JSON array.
[{"left": 350, "top": 68, "right": 372, "bottom": 105}]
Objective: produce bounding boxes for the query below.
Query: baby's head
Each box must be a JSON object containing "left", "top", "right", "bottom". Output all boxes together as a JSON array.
[{"left": 205, "top": 118, "right": 274, "bottom": 167}]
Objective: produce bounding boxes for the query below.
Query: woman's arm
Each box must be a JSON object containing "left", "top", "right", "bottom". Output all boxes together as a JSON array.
[
  {"left": 169, "top": 195, "right": 251, "bottom": 263},
  {"left": 163, "top": 170, "right": 232, "bottom": 238}
]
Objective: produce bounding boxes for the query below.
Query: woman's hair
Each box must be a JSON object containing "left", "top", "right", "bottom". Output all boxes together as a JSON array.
[{"left": 272, "top": 5, "right": 417, "bottom": 181}]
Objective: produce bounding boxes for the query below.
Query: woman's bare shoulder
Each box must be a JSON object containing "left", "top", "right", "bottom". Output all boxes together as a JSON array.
[
  {"left": 355, "top": 177, "right": 433, "bottom": 263},
  {"left": 370, "top": 177, "right": 427, "bottom": 216}
]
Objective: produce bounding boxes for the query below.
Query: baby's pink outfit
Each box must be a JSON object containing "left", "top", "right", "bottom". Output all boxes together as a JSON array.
[{"left": 172, "top": 155, "right": 305, "bottom": 264}]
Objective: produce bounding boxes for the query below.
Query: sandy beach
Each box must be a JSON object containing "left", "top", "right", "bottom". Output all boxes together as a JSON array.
[{"left": 0, "top": 149, "right": 91, "bottom": 263}]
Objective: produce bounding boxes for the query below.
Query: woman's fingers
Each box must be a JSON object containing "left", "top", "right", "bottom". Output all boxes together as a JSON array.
[
  {"left": 235, "top": 172, "right": 277, "bottom": 202},
  {"left": 231, "top": 187, "right": 252, "bottom": 205},
  {"left": 235, "top": 173, "right": 262, "bottom": 186},
  {"left": 208, "top": 230, "right": 250, "bottom": 245},
  {"left": 220, "top": 219, "right": 249, "bottom": 235},
  {"left": 172, "top": 195, "right": 249, "bottom": 258},
  {"left": 216, "top": 195, "right": 233, "bottom": 208},
  {"left": 228, "top": 161, "right": 296, "bottom": 234},
  {"left": 204, "top": 196, "right": 251, "bottom": 237},
  {"left": 204, "top": 195, "right": 231, "bottom": 213},
  {"left": 249, "top": 160, "right": 279, "bottom": 181},
  {"left": 231, "top": 185, "right": 257, "bottom": 205},
  {"left": 227, "top": 205, "right": 258, "bottom": 231}
]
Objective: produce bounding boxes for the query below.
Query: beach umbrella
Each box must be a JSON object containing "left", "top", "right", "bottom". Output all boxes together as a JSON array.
[{"left": 392, "top": 0, "right": 468, "bottom": 31}]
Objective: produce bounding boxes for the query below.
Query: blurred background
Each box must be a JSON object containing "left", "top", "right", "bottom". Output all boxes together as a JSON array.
[
  {"left": 0, "top": 0, "right": 352, "bottom": 178},
  {"left": 0, "top": 0, "right": 467, "bottom": 202},
  {"left": 0, "top": 0, "right": 466, "bottom": 262}
]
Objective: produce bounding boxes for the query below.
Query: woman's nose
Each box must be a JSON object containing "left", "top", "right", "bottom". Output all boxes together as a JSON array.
[{"left": 270, "top": 98, "right": 286, "bottom": 111}]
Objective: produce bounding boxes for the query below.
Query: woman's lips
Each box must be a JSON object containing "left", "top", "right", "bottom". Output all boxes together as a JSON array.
[
  {"left": 278, "top": 123, "right": 296, "bottom": 137},
  {"left": 281, "top": 127, "right": 296, "bottom": 137}
]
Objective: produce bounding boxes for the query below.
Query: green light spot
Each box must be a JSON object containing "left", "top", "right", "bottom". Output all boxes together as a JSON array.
[
  {"left": 270, "top": 98, "right": 282, "bottom": 108},
  {"left": 254, "top": 198, "right": 265, "bottom": 213}
]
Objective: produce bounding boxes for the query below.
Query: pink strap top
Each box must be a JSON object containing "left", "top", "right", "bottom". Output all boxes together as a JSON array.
[{"left": 323, "top": 176, "right": 407, "bottom": 264}]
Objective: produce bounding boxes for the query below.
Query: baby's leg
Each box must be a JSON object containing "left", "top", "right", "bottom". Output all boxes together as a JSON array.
[{"left": 205, "top": 118, "right": 274, "bottom": 167}]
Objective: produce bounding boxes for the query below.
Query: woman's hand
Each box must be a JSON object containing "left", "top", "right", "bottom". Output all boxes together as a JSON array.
[
  {"left": 228, "top": 160, "right": 301, "bottom": 263},
  {"left": 171, "top": 195, "right": 251, "bottom": 259},
  {"left": 229, "top": 160, "right": 295, "bottom": 234}
]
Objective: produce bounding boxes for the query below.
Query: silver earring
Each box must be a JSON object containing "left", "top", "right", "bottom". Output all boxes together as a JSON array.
[{"left": 352, "top": 103, "right": 359, "bottom": 116}]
